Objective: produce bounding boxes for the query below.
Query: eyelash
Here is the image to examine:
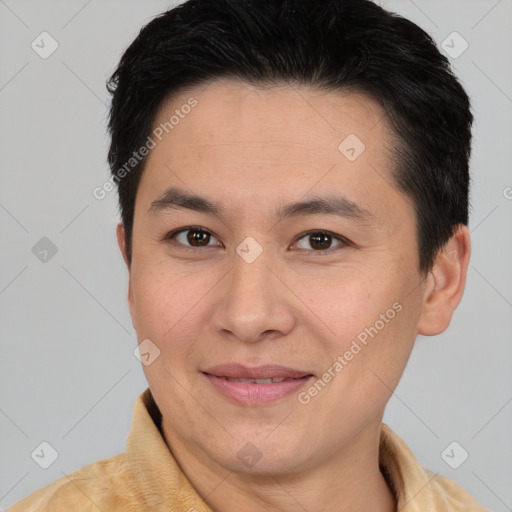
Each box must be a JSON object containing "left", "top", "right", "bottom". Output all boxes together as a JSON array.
[{"left": 162, "top": 226, "right": 353, "bottom": 254}]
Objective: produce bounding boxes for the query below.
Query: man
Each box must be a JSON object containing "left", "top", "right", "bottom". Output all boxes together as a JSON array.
[{"left": 9, "top": 0, "right": 489, "bottom": 510}]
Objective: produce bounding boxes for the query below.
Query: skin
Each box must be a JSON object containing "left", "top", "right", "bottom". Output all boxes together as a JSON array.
[{"left": 116, "top": 79, "right": 471, "bottom": 512}]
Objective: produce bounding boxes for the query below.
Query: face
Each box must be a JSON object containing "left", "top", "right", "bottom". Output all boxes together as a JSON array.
[{"left": 121, "top": 79, "right": 430, "bottom": 475}]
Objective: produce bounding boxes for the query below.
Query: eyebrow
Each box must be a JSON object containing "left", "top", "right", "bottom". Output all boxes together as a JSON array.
[{"left": 148, "top": 186, "right": 373, "bottom": 222}]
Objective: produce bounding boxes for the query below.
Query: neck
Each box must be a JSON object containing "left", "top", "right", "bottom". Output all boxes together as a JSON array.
[{"left": 162, "top": 417, "right": 396, "bottom": 512}]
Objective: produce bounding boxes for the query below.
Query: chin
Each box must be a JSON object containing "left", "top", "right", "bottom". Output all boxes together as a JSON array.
[{"left": 209, "top": 433, "right": 312, "bottom": 476}]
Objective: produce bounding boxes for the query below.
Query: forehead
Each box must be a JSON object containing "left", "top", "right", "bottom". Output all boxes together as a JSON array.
[
  {"left": 138, "top": 79, "right": 409, "bottom": 223},
  {"left": 153, "top": 80, "right": 387, "bottom": 155}
]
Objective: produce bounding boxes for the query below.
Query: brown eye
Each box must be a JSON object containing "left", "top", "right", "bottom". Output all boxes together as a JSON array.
[
  {"left": 309, "top": 233, "right": 332, "bottom": 250},
  {"left": 166, "top": 227, "right": 220, "bottom": 248},
  {"left": 295, "top": 231, "right": 347, "bottom": 252},
  {"left": 186, "top": 229, "right": 210, "bottom": 246}
]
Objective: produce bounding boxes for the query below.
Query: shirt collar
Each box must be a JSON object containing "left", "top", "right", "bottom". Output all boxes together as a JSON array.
[
  {"left": 125, "top": 388, "right": 468, "bottom": 512},
  {"left": 125, "top": 388, "right": 213, "bottom": 511}
]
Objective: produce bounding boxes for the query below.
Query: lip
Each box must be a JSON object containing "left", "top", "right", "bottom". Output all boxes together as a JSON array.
[
  {"left": 203, "top": 363, "right": 312, "bottom": 380},
  {"left": 202, "top": 364, "right": 314, "bottom": 406}
]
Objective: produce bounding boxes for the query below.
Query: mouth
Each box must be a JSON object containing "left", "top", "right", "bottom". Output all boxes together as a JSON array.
[
  {"left": 209, "top": 376, "right": 303, "bottom": 384},
  {"left": 203, "top": 363, "right": 313, "bottom": 380},
  {"left": 202, "top": 364, "right": 314, "bottom": 405}
]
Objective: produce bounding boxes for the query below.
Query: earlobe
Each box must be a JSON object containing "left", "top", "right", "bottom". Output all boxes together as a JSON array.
[{"left": 417, "top": 225, "right": 471, "bottom": 336}]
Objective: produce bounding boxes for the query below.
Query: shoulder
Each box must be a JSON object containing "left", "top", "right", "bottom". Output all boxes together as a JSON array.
[
  {"left": 425, "top": 469, "right": 490, "bottom": 511},
  {"left": 379, "top": 424, "right": 490, "bottom": 511},
  {"left": 7, "top": 453, "right": 139, "bottom": 512}
]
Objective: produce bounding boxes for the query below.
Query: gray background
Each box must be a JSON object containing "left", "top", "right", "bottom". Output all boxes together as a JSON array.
[{"left": 0, "top": 0, "right": 511, "bottom": 510}]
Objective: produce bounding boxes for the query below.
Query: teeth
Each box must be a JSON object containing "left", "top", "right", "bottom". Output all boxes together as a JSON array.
[{"left": 224, "top": 377, "right": 287, "bottom": 384}]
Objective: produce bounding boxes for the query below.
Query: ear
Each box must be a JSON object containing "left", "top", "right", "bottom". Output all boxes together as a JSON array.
[
  {"left": 417, "top": 225, "right": 471, "bottom": 336},
  {"left": 116, "top": 223, "right": 136, "bottom": 327},
  {"left": 116, "top": 222, "right": 131, "bottom": 268}
]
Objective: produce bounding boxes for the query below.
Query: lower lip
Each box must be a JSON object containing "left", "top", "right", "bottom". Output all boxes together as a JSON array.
[{"left": 204, "top": 373, "right": 313, "bottom": 405}]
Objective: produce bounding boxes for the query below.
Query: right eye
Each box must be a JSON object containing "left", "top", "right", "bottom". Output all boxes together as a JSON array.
[{"left": 163, "top": 226, "right": 223, "bottom": 249}]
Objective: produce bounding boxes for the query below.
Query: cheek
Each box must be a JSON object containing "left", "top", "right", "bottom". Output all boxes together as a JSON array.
[
  {"left": 347, "top": 296, "right": 418, "bottom": 397},
  {"left": 318, "top": 272, "right": 417, "bottom": 373},
  {"left": 294, "top": 271, "right": 378, "bottom": 340},
  {"left": 130, "top": 262, "right": 205, "bottom": 343}
]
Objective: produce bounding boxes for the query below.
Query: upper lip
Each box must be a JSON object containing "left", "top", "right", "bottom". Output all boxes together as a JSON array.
[{"left": 203, "top": 364, "right": 313, "bottom": 379}]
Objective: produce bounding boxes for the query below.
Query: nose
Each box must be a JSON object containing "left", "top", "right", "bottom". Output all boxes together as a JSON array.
[{"left": 210, "top": 245, "right": 296, "bottom": 343}]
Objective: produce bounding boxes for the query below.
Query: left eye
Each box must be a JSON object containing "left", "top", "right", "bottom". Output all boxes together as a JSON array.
[{"left": 294, "top": 231, "right": 347, "bottom": 252}]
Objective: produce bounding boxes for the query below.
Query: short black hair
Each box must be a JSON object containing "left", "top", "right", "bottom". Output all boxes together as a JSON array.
[{"left": 106, "top": 0, "right": 473, "bottom": 273}]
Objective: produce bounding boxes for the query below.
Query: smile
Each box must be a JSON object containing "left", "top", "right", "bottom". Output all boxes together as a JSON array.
[{"left": 203, "top": 370, "right": 314, "bottom": 406}]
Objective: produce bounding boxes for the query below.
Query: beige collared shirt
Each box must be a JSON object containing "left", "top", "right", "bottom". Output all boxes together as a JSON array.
[{"left": 9, "top": 388, "right": 489, "bottom": 511}]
